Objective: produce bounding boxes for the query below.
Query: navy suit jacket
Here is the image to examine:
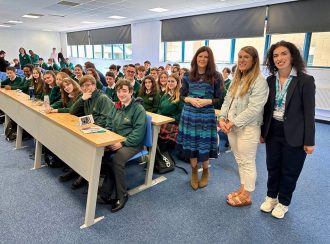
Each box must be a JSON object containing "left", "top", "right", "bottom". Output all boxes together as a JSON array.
[{"left": 261, "top": 72, "right": 315, "bottom": 147}]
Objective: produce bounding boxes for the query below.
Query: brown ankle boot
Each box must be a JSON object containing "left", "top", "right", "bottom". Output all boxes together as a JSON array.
[
  {"left": 198, "top": 168, "right": 209, "bottom": 188},
  {"left": 191, "top": 166, "right": 199, "bottom": 190}
]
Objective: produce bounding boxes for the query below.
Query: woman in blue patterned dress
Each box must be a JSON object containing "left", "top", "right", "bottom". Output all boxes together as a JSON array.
[{"left": 176, "top": 46, "right": 224, "bottom": 190}]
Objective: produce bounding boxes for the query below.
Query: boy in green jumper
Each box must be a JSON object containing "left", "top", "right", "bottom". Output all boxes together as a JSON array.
[
  {"left": 125, "top": 64, "right": 140, "bottom": 98},
  {"left": 61, "top": 75, "right": 114, "bottom": 189},
  {"left": 98, "top": 79, "right": 147, "bottom": 212},
  {"left": 104, "top": 71, "right": 118, "bottom": 102},
  {"left": 1, "top": 66, "right": 23, "bottom": 90}
]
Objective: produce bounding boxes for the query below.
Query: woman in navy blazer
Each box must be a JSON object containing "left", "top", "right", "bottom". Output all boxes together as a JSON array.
[{"left": 260, "top": 41, "right": 315, "bottom": 219}]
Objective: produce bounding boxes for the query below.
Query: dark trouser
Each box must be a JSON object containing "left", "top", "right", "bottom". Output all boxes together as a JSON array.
[
  {"left": 100, "top": 145, "right": 142, "bottom": 200},
  {"left": 265, "top": 119, "right": 307, "bottom": 206}
]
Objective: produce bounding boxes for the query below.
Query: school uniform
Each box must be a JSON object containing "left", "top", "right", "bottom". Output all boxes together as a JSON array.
[
  {"left": 1, "top": 76, "right": 23, "bottom": 89},
  {"left": 19, "top": 54, "right": 32, "bottom": 67},
  {"left": 140, "top": 92, "right": 160, "bottom": 113},
  {"left": 104, "top": 84, "right": 118, "bottom": 102}
]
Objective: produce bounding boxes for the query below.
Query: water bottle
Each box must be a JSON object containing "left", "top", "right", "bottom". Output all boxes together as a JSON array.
[
  {"left": 29, "top": 86, "right": 35, "bottom": 100},
  {"left": 44, "top": 95, "right": 50, "bottom": 112}
]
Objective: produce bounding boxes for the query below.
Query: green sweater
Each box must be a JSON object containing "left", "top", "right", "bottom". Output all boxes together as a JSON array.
[
  {"left": 31, "top": 54, "right": 40, "bottom": 64},
  {"left": 41, "top": 63, "right": 48, "bottom": 70},
  {"left": 19, "top": 77, "right": 33, "bottom": 94},
  {"left": 105, "top": 87, "right": 118, "bottom": 102},
  {"left": 158, "top": 94, "right": 183, "bottom": 123},
  {"left": 133, "top": 81, "right": 141, "bottom": 98},
  {"left": 70, "top": 89, "right": 113, "bottom": 127},
  {"left": 51, "top": 93, "right": 82, "bottom": 113},
  {"left": 1, "top": 76, "right": 23, "bottom": 89},
  {"left": 106, "top": 98, "right": 146, "bottom": 147},
  {"left": 19, "top": 54, "right": 32, "bottom": 67},
  {"left": 140, "top": 92, "right": 160, "bottom": 113}
]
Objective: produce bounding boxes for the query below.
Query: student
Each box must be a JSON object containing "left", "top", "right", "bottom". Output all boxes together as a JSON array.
[
  {"left": 47, "top": 58, "right": 61, "bottom": 71},
  {"left": 179, "top": 68, "right": 189, "bottom": 81},
  {"left": 104, "top": 71, "right": 118, "bottom": 102},
  {"left": 84, "top": 61, "right": 106, "bottom": 86},
  {"left": 172, "top": 65, "right": 180, "bottom": 75},
  {"left": 221, "top": 67, "right": 232, "bottom": 147},
  {"left": 55, "top": 71, "right": 70, "bottom": 88},
  {"left": 73, "top": 64, "right": 84, "bottom": 81},
  {"left": 58, "top": 52, "right": 67, "bottom": 69},
  {"left": 125, "top": 64, "right": 141, "bottom": 97},
  {"left": 17, "top": 64, "right": 34, "bottom": 94},
  {"left": 1, "top": 66, "right": 22, "bottom": 89},
  {"left": 158, "top": 71, "right": 168, "bottom": 97},
  {"left": 157, "top": 74, "right": 183, "bottom": 145},
  {"left": 109, "top": 64, "right": 123, "bottom": 81},
  {"left": 176, "top": 46, "right": 223, "bottom": 190},
  {"left": 18, "top": 47, "right": 32, "bottom": 67},
  {"left": 260, "top": 41, "right": 315, "bottom": 219},
  {"left": 60, "top": 67, "right": 75, "bottom": 79},
  {"left": 144, "top": 60, "right": 151, "bottom": 75},
  {"left": 165, "top": 63, "right": 172, "bottom": 74},
  {"left": 150, "top": 67, "right": 158, "bottom": 81},
  {"left": 64, "top": 75, "right": 114, "bottom": 189},
  {"left": 157, "top": 66, "right": 165, "bottom": 75},
  {"left": 0, "top": 50, "right": 10, "bottom": 72},
  {"left": 136, "top": 66, "right": 145, "bottom": 83},
  {"left": 219, "top": 46, "right": 269, "bottom": 207},
  {"left": 138, "top": 75, "right": 160, "bottom": 113},
  {"left": 65, "top": 58, "right": 75, "bottom": 71},
  {"left": 13, "top": 58, "right": 21, "bottom": 70},
  {"left": 47, "top": 77, "right": 82, "bottom": 113},
  {"left": 43, "top": 71, "right": 61, "bottom": 104},
  {"left": 28, "top": 50, "right": 40, "bottom": 65},
  {"left": 85, "top": 68, "right": 104, "bottom": 90},
  {"left": 38, "top": 58, "right": 48, "bottom": 70},
  {"left": 98, "top": 79, "right": 146, "bottom": 212},
  {"left": 31, "top": 67, "right": 44, "bottom": 100}
]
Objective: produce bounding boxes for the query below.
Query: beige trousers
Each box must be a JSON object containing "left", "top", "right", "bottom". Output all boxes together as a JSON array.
[{"left": 228, "top": 126, "right": 261, "bottom": 192}]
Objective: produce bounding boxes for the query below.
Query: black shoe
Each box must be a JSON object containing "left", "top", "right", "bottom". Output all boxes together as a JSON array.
[
  {"left": 97, "top": 194, "right": 116, "bottom": 205},
  {"left": 225, "top": 142, "right": 229, "bottom": 147},
  {"left": 111, "top": 194, "right": 128, "bottom": 213},
  {"left": 71, "top": 176, "right": 87, "bottom": 190},
  {"left": 59, "top": 169, "right": 77, "bottom": 182}
]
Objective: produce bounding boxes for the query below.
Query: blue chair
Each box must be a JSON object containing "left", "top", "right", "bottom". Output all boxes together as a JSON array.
[
  {"left": 16, "top": 69, "right": 24, "bottom": 77},
  {"left": 0, "top": 72, "right": 7, "bottom": 81},
  {"left": 127, "top": 114, "right": 152, "bottom": 162}
]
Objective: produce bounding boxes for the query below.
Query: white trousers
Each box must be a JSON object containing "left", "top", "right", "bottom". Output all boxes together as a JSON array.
[{"left": 228, "top": 126, "right": 261, "bottom": 192}]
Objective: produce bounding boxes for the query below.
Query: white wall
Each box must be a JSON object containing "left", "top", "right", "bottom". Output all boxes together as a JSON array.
[{"left": 0, "top": 29, "right": 63, "bottom": 61}]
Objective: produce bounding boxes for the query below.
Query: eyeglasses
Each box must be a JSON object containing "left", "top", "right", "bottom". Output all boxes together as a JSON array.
[
  {"left": 81, "top": 83, "right": 93, "bottom": 88},
  {"left": 127, "top": 70, "right": 135, "bottom": 74}
]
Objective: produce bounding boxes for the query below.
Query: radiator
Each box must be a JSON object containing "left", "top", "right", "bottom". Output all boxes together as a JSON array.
[{"left": 316, "top": 86, "right": 330, "bottom": 110}]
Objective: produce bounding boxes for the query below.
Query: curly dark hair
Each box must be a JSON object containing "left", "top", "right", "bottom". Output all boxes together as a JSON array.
[
  {"left": 266, "top": 40, "right": 306, "bottom": 75},
  {"left": 139, "top": 75, "right": 158, "bottom": 96}
]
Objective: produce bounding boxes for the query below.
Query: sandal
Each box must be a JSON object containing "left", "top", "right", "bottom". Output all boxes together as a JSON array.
[
  {"left": 227, "top": 185, "right": 244, "bottom": 200},
  {"left": 227, "top": 193, "right": 252, "bottom": 207}
]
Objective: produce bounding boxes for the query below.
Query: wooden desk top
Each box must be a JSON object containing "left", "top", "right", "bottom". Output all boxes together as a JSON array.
[
  {"left": 0, "top": 89, "right": 125, "bottom": 147},
  {"left": 146, "top": 112, "right": 175, "bottom": 126}
]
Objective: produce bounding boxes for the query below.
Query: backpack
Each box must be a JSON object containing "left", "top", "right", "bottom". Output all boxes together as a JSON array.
[
  {"left": 5, "top": 119, "right": 17, "bottom": 142},
  {"left": 154, "top": 146, "right": 175, "bottom": 174}
]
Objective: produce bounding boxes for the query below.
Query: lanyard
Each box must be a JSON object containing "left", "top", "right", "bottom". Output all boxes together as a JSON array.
[{"left": 275, "top": 76, "right": 292, "bottom": 107}]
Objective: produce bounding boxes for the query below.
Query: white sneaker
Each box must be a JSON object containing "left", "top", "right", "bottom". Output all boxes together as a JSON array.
[
  {"left": 271, "top": 203, "right": 288, "bottom": 219},
  {"left": 260, "top": 196, "right": 278, "bottom": 212}
]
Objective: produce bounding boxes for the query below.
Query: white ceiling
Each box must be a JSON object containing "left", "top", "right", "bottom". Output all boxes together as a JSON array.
[{"left": 0, "top": 0, "right": 298, "bottom": 32}]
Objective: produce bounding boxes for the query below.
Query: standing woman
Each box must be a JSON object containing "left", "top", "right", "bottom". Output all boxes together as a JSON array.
[
  {"left": 176, "top": 46, "right": 223, "bottom": 190},
  {"left": 219, "top": 46, "right": 269, "bottom": 206},
  {"left": 260, "top": 41, "right": 315, "bottom": 219},
  {"left": 19, "top": 47, "right": 32, "bottom": 67}
]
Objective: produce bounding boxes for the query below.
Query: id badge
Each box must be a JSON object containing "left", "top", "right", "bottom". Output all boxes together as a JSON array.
[{"left": 273, "top": 110, "right": 283, "bottom": 119}]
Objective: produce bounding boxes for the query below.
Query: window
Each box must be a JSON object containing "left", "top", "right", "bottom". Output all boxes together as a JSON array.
[
  {"left": 85, "top": 45, "right": 93, "bottom": 58},
  {"left": 184, "top": 40, "right": 204, "bottom": 62},
  {"left": 71, "top": 45, "right": 78, "bottom": 58},
  {"left": 103, "top": 44, "right": 113, "bottom": 59},
  {"left": 113, "top": 44, "right": 124, "bottom": 60},
  {"left": 66, "top": 46, "right": 72, "bottom": 58},
  {"left": 124, "top": 43, "right": 132, "bottom": 60},
  {"left": 209, "top": 39, "right": 231, "bottom": 63},
  {"left": 270, "top": 33, "right": 305, "bottom": 56},
  {"left": 94, "top": 45, "right": 102, "bottom": 59},
  {"left": 234, "top": 37, "right": 265, "bottom": 63},
  {"left": 309, "top": 32, "right": 330, "bottom": 67},
  {"left": 165, "top": 42, "right": 182, "bottom": 62},
  {"left": 78, "top": 45, "right": 85, "bottom": 58}
]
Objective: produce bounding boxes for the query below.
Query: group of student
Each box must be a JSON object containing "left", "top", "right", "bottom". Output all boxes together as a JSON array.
[{"left": 0, "top": 40, "right": 315, "bottom": 218}]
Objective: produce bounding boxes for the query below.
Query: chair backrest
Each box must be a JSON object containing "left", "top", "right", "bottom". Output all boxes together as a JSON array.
[
  {"left": 143, "top": 114, "right": 153, "bottom": 147},
  {"left": 16, "top": 69, "right": 24, "bottom": 77},
  {"left": 0, "top": 72, "right": 7, "bottom": 81}
]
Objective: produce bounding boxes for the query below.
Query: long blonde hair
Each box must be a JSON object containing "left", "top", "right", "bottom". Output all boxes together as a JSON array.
[
  {"left": 229, "top": 46, "right": 260, "bottom": 97},
  {"left": 166, "top": 74, "right": 181, "bottom": 103}
]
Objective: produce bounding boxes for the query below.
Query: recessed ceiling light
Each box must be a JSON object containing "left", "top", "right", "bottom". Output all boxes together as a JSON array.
[
  {"left": 8, "top": 20, "right": 23, "bottom": 23},
  {"left": 108, "top": 15, "right": 126, "bottom": 19},
  {"left": 149, "top": 8, "right": 168, "bottom": 12},
  {"left": 22, "top": 14, "right": 41, "bottom": 19},
  {"left": 0, "top": 24, "right": 10, "bottom": 27},
  {"left": 81, "top": 21, "right": 96, "bottom": 24}
]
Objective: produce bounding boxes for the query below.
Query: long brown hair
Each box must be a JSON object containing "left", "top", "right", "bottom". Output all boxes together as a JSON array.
[
  {"left": 166, "top": 74, "right": 181, "bottom": 103},
  {"left": 189, "top": 46, "right": 217, "bottom": 84},
  {"left": 43, "top": 70, "right": 56, "bottom": 94},
  {"left": 139, "top": 75, "right": 158, "bottom": 96},
  {"left": 32, "top": 67, "right": 44, "bottom": 95},
  {"left": 60, "top": 77, "right": 82, "bottom": 107},
  {"left": 229, "top": 46, "right": 261, "bottom": 97}
]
